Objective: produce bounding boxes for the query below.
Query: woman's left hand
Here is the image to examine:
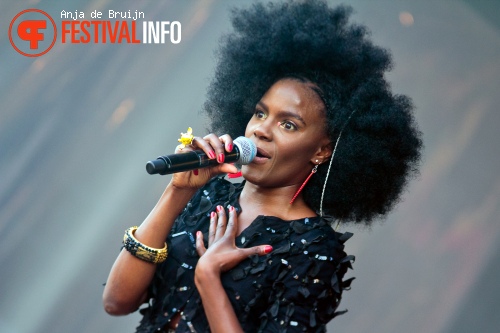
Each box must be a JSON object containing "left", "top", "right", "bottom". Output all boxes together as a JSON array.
[
  {"left": 195, "top": 205, "right": 272, "bottom": 275},
  {"left": 194, "top": 206, "right": 267, "bottom": 332}
]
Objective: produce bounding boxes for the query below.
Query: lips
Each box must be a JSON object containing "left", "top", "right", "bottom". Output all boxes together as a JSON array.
[
  {"left": 256, "top": 147, "right": 271, "bottom": 159},
  {"left": 251, "top": 146, "right": 271, "bottom": 164}
]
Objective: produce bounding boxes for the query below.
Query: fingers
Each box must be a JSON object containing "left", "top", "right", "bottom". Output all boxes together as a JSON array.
[
  {"left": 195, "top": 231, "right": 206, "bottom": 256},
  {"left": 210, "top": 205, "right": 237, "bottom": 244},
  {"left": 175, "top": 132, "right": 233, "bottom": 160},
  {"left": 225, "top": 205, "right": 237, "bottom": 238},
  {"left": 174, "top": 143, "right": 189, "bottom": 154},
  {"left": 221, "top": 205, "right": 272, "bottom": 257},
  {"left": 217, "top": 163, "right": 239, "bottom": 175},
  {"left": 174, "top": 133, "right": 235, "bottom": 180},
  {"left": 192, "top": 135, "right": 217, "bottom": 160},
  {"left": 218, "top": 134, "right": 234, "bottom": 154},
  {"left": 200, "top": 206, "right": 272, "bottom": 270},
  {"left": 208, "top": 211, "right": 216, "bottom": 247},
  {"left": 214, "top": 205, "right": 227, "bottom": 240},
  {"left": 242, "top": 245, "right": 273, "bottom": 257},
  {"left": 190, "top": 133, "right": 233, "bottom": 164}
]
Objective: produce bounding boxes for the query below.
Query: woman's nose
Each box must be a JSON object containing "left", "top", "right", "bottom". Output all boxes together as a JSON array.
[{"left": 253, "top": 120, "right": 273, "bottom": 141}]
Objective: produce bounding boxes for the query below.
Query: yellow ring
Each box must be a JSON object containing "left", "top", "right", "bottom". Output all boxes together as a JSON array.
[{"left": 178, "top": 127, "right": 194, "bottom": 148}]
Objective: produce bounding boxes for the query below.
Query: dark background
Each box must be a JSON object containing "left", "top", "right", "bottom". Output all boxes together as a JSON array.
[{"left": 1, "top": 1, "right": 499, "bottom": 332}]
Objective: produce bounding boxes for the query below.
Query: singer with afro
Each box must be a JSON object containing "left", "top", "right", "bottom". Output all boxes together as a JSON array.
[{"left": 103, "top": 1, "right": 422, "bottom": 332}]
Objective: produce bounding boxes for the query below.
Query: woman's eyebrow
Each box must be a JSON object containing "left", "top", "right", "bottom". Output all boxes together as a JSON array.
[
  {"left": 256, "top": 101, "right": 306, "bottom": 125},
  {"left": 256, "top": 101, "right": 268, "bottom": 110}
]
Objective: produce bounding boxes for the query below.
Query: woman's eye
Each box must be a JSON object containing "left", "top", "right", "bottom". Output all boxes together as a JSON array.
[
  {"left": 279, "top": 121, "right": 297, "bottom": 131},
  {"left": 254, "top": 110, "right": 266, "bottom": 119}
]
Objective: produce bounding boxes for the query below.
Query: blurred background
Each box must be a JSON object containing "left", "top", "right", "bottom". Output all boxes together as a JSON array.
[{"left": 1, "top": 0, "right": 499, "bottom": 332}]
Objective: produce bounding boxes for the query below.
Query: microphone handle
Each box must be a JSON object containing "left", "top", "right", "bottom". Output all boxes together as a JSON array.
[{"left": 146, "top": 149, "right": 240, "bottom": 175}]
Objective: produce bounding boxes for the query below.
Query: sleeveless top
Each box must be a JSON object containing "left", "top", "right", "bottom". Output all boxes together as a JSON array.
[{"left": 135, "top": 177, "right": 354, "bottom": 333}]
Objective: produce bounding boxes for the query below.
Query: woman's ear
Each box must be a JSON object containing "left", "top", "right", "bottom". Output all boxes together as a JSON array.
[{"left": 310, "top": 142, "right": 332, "bottom": 165}]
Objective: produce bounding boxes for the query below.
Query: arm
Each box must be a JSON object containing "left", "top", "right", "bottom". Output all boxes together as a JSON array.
[
  {"left": 103, "top": 183, "right": 196, "bottom": 315},
  {"left": 195, "top": 269, "right": 243, "bottom": 333},
  {"left": 194, "top": 206, "right": 272, "bottom": 332},
  {"left": 103, "top": 134, "right": 238, "bottom": 315}
]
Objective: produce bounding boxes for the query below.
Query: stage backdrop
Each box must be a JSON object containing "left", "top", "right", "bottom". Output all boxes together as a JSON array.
[{"left": 1, "top": 1, "right": 499, "bottom": 332}]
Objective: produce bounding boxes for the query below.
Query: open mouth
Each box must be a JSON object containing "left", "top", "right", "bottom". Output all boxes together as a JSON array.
[{"left": 256, "top": 147, "right": 271, "bottom": 159}]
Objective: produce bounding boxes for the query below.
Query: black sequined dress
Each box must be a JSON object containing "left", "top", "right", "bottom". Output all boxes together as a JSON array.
[{"left": 136, "top": 177, "right": 354, "bottom": 333}]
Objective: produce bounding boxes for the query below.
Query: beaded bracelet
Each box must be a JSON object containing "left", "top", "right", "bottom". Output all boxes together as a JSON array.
[{"left": 123, "top": 226, "right": 168, "bottom": 264}]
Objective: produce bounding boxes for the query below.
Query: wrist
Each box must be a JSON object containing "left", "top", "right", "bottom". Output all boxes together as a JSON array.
[
  {"left": 195, "top": 259, "right": 220, "bottom": 287},
  {"left": 165, "top": 181, "right": 198, "bottom": 197}
]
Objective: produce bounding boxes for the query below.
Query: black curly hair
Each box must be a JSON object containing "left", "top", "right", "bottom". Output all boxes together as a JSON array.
[{"left": 204, "top": 0, "right": 422, "bottom": 225}]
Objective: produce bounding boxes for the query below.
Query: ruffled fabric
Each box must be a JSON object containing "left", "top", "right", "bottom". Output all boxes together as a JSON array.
[{"left": 136, "top": 177, "right": 354, "bottom": 333}]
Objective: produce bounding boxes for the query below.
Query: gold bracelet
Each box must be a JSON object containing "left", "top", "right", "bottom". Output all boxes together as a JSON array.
[{"left": 123, "top": 226, "right": 168, "bottom": 264}]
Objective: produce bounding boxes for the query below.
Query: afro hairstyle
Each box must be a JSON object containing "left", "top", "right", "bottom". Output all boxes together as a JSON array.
[{"left": 203, "top": 0, "right": 423, "bottom": 225}]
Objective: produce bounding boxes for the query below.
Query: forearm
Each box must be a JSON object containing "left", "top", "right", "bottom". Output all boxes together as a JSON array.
[
  {"left": 103, "top": 182, "right": 196, "bottom": 315},
  {"left": 195, "top": 269, "right": 243, "bottom": 333}
]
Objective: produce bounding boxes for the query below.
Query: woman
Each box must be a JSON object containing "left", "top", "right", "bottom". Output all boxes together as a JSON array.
[{"left": 103, "top": 1, "right": 422, "bottom": 332}]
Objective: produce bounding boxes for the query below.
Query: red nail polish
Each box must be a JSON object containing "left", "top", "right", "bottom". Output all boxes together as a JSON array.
[
  {"left": 193, "top": 169, "right": 198, "bottom": 176},
  {"left": 264, "top": 245, "right": 273, "bottom": 254},
  {"left": 217, "top": 205, "right": 223, "bottom": 212},
  {"left": 218, "top": 153, "right": 225, "bottom": 163},
  {"left": 210, "top": 211, "right": 216, "bottom": 218},
  {"left": 228, "top": 143, "right": 233, "bottom": 152},
  {"left": 228, "top": 171, "right": 243, "bottom": 179},
  {"left": 229, "top": 206, "right": 234, "bottom": 212},
  {"left": 208, "top": 151, "right": 215, "bottom": 159}
]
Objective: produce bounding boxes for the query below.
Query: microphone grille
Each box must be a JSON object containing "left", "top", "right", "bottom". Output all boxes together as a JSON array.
[{"left": 234, "top": 137, "right": 256, "bottom": 165}]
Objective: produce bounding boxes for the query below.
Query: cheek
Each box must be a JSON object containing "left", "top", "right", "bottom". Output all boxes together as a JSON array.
[{"left": 275, "top": 137, "right": 316, "bottom": 163}]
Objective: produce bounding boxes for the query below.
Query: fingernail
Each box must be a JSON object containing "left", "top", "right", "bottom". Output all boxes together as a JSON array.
[
  {"left": 208, "top": 151, "right": 215, "bottom": 159},
  {"left": 193, "top": 169, "right": 198, "bottom": 176},
  {"left": 218, "top": 153, "right": 225, "bottom": 163},
  {"left": 196, "top": 231, "right": 201, "bottom": 238},
  {"left": 264, "top": 245, "right": 273, "bottom": 254},
  {"left": 210, "top": 211, "right": 216, "bottom": 218},
  {"left": 228, "top": 143, "right": 233, "bottom": 152},
  {"left": 216, "top": 205, "right": 223, "bottom": 212},
  {"left": 229, "top": 205, "right": 234, "bottom": 212}
]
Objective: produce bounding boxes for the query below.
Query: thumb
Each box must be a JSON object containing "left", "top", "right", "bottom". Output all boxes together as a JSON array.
[
  {"left": 242, "top": 245, "right": 273, "bottom": 257},
  {"left": 216, "top": 163, "right": 239, "bottom": 175}
]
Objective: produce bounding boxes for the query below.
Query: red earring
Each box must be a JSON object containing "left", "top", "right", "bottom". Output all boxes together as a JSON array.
[{"left": 289, "top": 163, "right": 319, "bottom": 204}]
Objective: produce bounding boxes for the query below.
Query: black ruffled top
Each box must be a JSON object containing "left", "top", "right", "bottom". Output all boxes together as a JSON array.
[{"left": 136, "top": 177, "right": 354, "bottom": 333}]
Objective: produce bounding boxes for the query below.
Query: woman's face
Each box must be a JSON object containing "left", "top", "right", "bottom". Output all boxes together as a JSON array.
[{"left": 242, "top": 78, "right": 331, "bottom": 188}]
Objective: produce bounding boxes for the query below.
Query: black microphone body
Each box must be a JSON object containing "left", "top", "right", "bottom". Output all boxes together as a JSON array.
[
  {"left": 146, "top": 150, "right": 239, "bottom": 175},
  {"left": 146, "top": 136, "right": 256, "bottom": 175}
]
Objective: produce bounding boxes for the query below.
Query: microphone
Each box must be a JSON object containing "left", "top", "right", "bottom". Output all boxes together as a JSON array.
[{"left": 146, "top": 136, "right": 256, "bottom": 175}]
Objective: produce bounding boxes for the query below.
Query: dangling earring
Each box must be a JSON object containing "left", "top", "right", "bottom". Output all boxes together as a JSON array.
[{"left": 290, "top": 162, "right": 319, "bottom": 204}]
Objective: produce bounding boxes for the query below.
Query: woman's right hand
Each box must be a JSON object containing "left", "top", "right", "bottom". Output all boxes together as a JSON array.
[
  {"left": 103, "top": 132, "right": 238, "bottom": 316},
  {"left": 170, "top": 133, "right": 239, "bottom": 190}
]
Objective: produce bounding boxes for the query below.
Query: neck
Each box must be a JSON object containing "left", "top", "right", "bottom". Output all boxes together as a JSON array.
[{"left": 239, "top": 181, "right": 316, "bottom": 220}]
